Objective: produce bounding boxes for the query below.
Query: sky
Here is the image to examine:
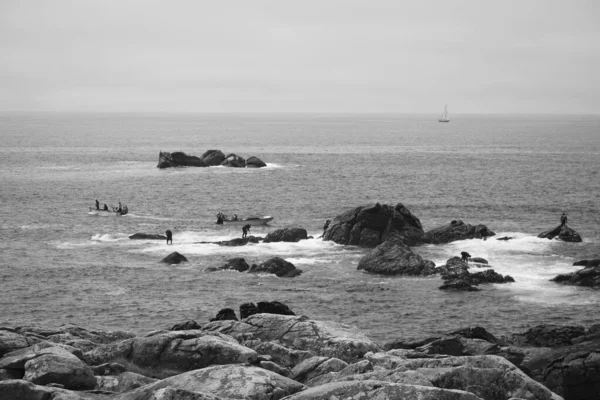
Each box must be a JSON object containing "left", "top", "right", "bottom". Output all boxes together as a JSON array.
[{"left": 1, "top": 0, "right": 600, "bottom": 114}]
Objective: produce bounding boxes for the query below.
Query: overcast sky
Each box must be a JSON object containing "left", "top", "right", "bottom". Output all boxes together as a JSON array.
[{"left": 1, "top": 1, "right": 599, "bottom": 114}]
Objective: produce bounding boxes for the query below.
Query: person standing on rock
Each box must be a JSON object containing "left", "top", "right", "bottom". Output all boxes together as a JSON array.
[
  {"left": 323, "top": 219, "right": 331, "bottom": 235},
  {"left": 461, "top": 251, "right": 471, "bottom": 263},
  {"left": 165, "top": 230, "right": 172, "bottom": 245},
  {"left": 242, "top": 224, "right": 250, "bottom": 239},
  {"left": 560, "top": 213, "right": 567, "bottom": 227}
]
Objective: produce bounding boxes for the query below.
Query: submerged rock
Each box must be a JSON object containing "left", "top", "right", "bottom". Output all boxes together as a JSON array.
[
  {"left": 424, "top": 220, "right": 496, "bottom": 244},
  {"left": 246, "top": 156, "right": 267, "bottom": 168},
  {"left": 263, "top": 227, "right": 308, "bottom": 243},
  {"left": 248, "top": 257, "right": 303, "bottom": 277},
  {"left": 218, "top": 258, "right": 250, "bottom": 272},
  {"left": 129, "top": 233, "right": 167, "bottom": 240},
  {"left": 357, "top": 241, "right": 436, "bottom": 276},
  {"left": 538, "top": 225, "right": 582, "bottom": 242},
  {"left": 157, "top": 151, "right": 208, "bottom": 168},
  {"left": 323, "top": 203, "right": 425, "bottom": 247},
  {"left": 160, "top": 252, "right": 188, "bottom": 264}
]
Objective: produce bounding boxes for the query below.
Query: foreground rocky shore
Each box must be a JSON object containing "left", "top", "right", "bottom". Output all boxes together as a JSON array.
[{"left": 2, "top": 302, "right": 599, "bottom": 400}]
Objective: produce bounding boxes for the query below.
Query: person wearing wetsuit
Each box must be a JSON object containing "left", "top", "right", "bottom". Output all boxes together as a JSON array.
[
  {"left": 166, "top": 230, "right": 173, "bottom": 245},
  {"left": 103, "top": 204, "right": 108, "bottom": 211},
  {"left": 323, "top": 219, "right": 331, "bottom": 234},
  {"left": 560, "top": 213, "right": 567, "bottom": 227},
  {"left": 95, "top": 199, "right": 100, "bottom": 210},
  {"left": 242, "top": 224, "right": 250, "bottom": 239},
  {"left": 461, "top": 251, "right": 471, "bottom": 263}
]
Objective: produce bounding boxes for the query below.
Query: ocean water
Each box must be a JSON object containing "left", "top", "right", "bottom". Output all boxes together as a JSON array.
[{"left": 0, "top": 112, "right": 599, "bottom": 343}]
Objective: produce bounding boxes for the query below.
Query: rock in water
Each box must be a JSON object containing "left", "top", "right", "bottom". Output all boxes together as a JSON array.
[
  {"left": 249, "top": 257, "right": 303, "bottom": 277},
  {"left": 210, "top": 308, "right": 238, "bottom": 322},
  {"left": 263, "top": 227, "right": 308, "bottom": 243},
  {"left": 161, "top": 252, "right": 188, "bottom": 264},
  {"left": 323, "top": 203, "right": 424, "bottom": 247},
  {"left": 157, "top": 151, "right": 208, "bottom": 168},
  {"left": 200, "top": 149, "right": 225, "bottom": 166},
  {"left": 424, "top": 219, "right": 496, "bottom": 244},
  {"left": 538, "top": 225, "right": 583, "bottom": 242},
  {"left": 218, "top": 258, "right": 250, "bottom": 272},
  {"left": 357, "top": 241, "right": 436, "bottom": 276},
  {"left": 245, "top": 156, "right": 267, "bottom": 168},
  {"left": 129, "top": 233, "right": 167, "bottom": 240},
  {"left": 220, "top": 153, "right": 246, "bottom": 167},
  {"left": 551, "top": 265, "right": 600, "bottom": 287}
]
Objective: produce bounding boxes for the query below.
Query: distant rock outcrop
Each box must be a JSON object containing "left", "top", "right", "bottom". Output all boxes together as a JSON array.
[
  {"left": 438, "top": 257, "right": 514, "bottom": 291},
  {"left": 538, "top": 225, "right": 582, "bottom": 242},
  {"left": 323, "top": 203, "right": 425, "bottom": 248},
  {"left": 220, "top": 153, "right": 246, "bottom": 167},
  {"left": 239, "top": 301, "right": 295, "bottom": 319},
  {"left": 357, "top": 241, "right": 436, "bottom": 276},
  {"left": 157, "top": 151, "right": 208, "bottom": 168},
  {"left": 200, "top": 149, "right": 226, "bottom": 166},
  {"left": 551, "top": 265, "right": 600, "bottom": 287},
  {"left": 263, "top": 227, "right": 308, "bottom": 243},
  {"left": 218, "top": 257, "right": 250, "bottom": 272},
  {"left": 248, "top": 257, "right": 303, "bottom": 277},
  {"left": 424, "top": 220, "right": 495, "bottom": 244},
  {"left": 129, "top": 233, "right": 167, "bottom": 240},
  {"left": 246, "top": 156, "right": 267, "bottom": 168},
  {"left": 160, "top": 252, "right": 188, "bottom": 264}
]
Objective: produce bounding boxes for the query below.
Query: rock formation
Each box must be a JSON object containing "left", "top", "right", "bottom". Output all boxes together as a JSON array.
[
  {"left": 220, "top": 153, "right": 246, "bottom": 167},
  {"left": 217, "top": 258, "right": 250, "bottom": 272},
  {"left": 246, "top": 156, "right": 267, "bottom": 168},
  {"left": 573, "top": 259, "right": 600, "bottom": 267},
  {"left": 210, "top": 308, "right": 238, "bottom": 322},
  {"left": 160, "top": 252, "right": 188, "bottom": 264},
  {"left": 248, "top": 257, "right": 303, "bottom": 277},
  {"left": 157, "top": 151, "right": 208, "bottom": 168},
  {"left": 438, "top": 257, "right": 514, "bottom": 291},
  {"left": 199, "top": 149, "right": 226, "bottom": 166},
  {"left": 323, "top": 203, "right": 425, "bottom": 248},
  {"left": 423, "top": 220, "right": 495, "bottom": 244},
  {"left": 538, "top": 225, "right": 583, "bottom": 242},
  {"left": 357, "top": 241, "right": 436, "bottom": 276},
  {"left": 129, "top": 233, "right": 167, "bottom": 240},
  {"left": 239, "top": 301, "right": 295, "bottom": 319},
  {"left": 551, "top": 265, "right": 600, "bottom": 287},
  {"left": 263, "top": 227, "right": 308, "bottom": 243}
]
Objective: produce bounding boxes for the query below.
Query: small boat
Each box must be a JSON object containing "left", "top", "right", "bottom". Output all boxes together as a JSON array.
[
  {"left": 438, "top": 104, "right": 450, "bottom": 122},
  {"left": 216, "top": 214, "right": 273, "bottom": 226},
  {"left": 88, "top": 205, "right": 128, "bottom": 216}
]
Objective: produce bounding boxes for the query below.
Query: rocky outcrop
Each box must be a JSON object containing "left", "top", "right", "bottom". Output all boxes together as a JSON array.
[
  {"left": 199, "top": 236, "right": 263, "bottom": 247},
  {"left": 357, "top": 241, "right": 436, "bottom": 276},
  {"left": 239, "top": 301, "right": 295, "bottom": 319},
  {"left": 220, "top": 153, "right": 246, "bottom": 167},
  {"left": 438, "top": 257, "right": 514, "bottom": 291},
  {"left": 246, "top": 156, "right": 267, "bottom": 168},
  {"left": 200, "top": 149, "right": 226, "bottom": 166},
  {"left": 551, "top": 266, "right": 600, "bottom": 287},
  {"left": 22, "top": 346, "right": 96, "bottom": 389},
  {"left": 160, "top": 252, "right": 188, "bottom": 264},
  {"left": 95, "top": 371, "right": 156, "bottom": 392},
  {"left": 263, "top": 227, "right": 308, "bottom": 243},
  {"left": 210, "top": 308, "right": 238, "bottom": 322},
  {"left": 538, "top": 225, "right": 583, "bottom": 242},
  {"left": 170, "top": 320, "right": 201, "bottom": 331},
  {"left": 424, "top": 220, "right": 495, "bottom": 244},
  {"left": 157, "top": 151, "right": 208, "bottom": 168},
  {"left": 248, "top": 257, "right": 303, "bottom": 277},
  {"left": 573, "top": 259, "right": 600, "bottom": 267},
  {"left": 129, "top": 233, "right": 167, "bottom": 240},
  {"left": 0, "top": 329, "right": 31, "bottom": 357},
  {"left": 323, "top": 203, "right": 425, "bottom": 247},
  {"left": 218, "top": 258, "right": 250, "bottom": 272}
]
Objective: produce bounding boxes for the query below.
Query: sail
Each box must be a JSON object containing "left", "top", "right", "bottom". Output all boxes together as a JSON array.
[{"left": 438, "top": 104, "right": 450, "bottom": 122}]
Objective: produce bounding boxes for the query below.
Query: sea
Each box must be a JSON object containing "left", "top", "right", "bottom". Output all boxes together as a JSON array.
[{"left": 1, "top": 112, "right": 599, "bottom": 343}]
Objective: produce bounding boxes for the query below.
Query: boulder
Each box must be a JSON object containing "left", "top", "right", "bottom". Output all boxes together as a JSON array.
[
  {"left": 538, "top": 225, "right": 583, "bottom": 242},
  {"left": 290, "top": 356, "right": 348, "bottom": 384},
  {"left": 214, "top": 236, "right": 261, "bottom": 246},
  {"left": 202, "top": 314, "right": 379, "bottom": 363},
  {"left": 210, "top": 308, "right": 238, "bottom": 322},
  {"left": 220, "top": 153, "right": 246, "bottom": 168},
  {"left": 129, "top": 233, "right": 167, "bottom": 240},
  {"left": 157, "top": 151, "right": 208, "bottom": 169},
  {"left": 249, "top": 342, "right": 313, "bottom": 369},
  {"left": 199, "top": 150, "right": 225, "bottom": 166},
  {"left": 23, "top": 347, "right": 96, "bottom": 390},
  {"left": 323, "top": 203, "right": 425, "bottom": 247},
  {"left": 170, "top": 321, "right": 201, "bottom": 331},
  {"left": 357, "top": 241, "right": 436, "bottom": 276},
  {"left": 0, "top": 329, "right": 30, "bottom": 357},
  {"left": 217, "top": 258, "right": 250, "bottom": 272},
  {"left": 118, "top": 364, "right": 305, "bottom": 400},
  {"left": 438, "top": 258, "right": 514, "bottom": 291},
  {"left": 0, "top": 380, "right": 59, "bottom": 400},
  {"left": 551, "top": 266, "right": 600, "bottom": 288},
  {"left": 95, "top": 371, "right": 157, "bottom": 392},
  {"left": 161, "top": 252, "right": 188, "bottom": 265},
  {"left": 511, "top": 325, "right": 586, "bottom": 348},
  {"left": 245, "top": 156, "right": 267, "bottom": 168},
  {"left": 248, "top": 257, "right": 303, "bottom": 277},
  {"left": 424, "top": 220, "right": 496, "bottom": 244},
  {"left": 263, "top": 227, "right": 308, "bottom": 243},
  {"left": 239, "top": 301, "right": 295, "bottom": 320},
  {"left": 470, "top": 257, "right": 488, "bottom": 264}
]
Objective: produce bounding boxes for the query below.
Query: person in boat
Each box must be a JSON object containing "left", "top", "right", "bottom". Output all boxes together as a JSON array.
[
  {"left": 242, "top": 224, "right": 250, "bottom": 239},
  {"left": 560, "top": 213, "right": 567, "bottom": 227},
  {"left": 461, "top": 251, "right": 471, "bottom": 263},
  {"left": 165, "top": 229, "right": 172, "bottom": 245},
  {"left": 95, "top": 199, "right": 100, "bottom": 210},
  {"left": 103, "top": 204, "right": 108, "bottom": 211},
  {"left": 216, "top": 213, "right": 224, "bottom": 225},
  {"left": 323, "top": 219, "right": 331, "bottom": 235}
]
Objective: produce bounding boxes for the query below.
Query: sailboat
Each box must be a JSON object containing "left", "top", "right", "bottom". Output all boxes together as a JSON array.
[{"left": 438, "top": 104, "right": 450, "bottom": 123}]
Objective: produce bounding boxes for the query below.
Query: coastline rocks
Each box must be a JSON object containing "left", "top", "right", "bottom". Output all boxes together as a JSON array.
[
  {"left": 199, "top": 150, "right": 225, "bottom": 166},
  {"left": 511, "top": 325, "right": 586, "bottom": 348},
  {"left": 438, "top": 258, "right": 514, "bottom": 291},
  {"left": 157, "top": 151, "right": 208, "bottom": 169},
  {"left": 323, "top": 203, "right": 425, "bottom": 248},
  {"left": 170, "top": 321, "right": 201, "bottom": 331},
  {"left": 0, "top": 329, "right": 30, "bottom": 357},
  {"left": 263, "top": 227, "right": 308, "bottom": 243},
  {"left": 95, "top": 371, "right": 156, "bottom": 392},
  {"left": 246, "top": 156, "right": 267, "bottom": 168},
  {"left": 551, "top": 266, "right": 600, "bottom": 287},
  {"left": 218, "top": 258, "right": 250, "bottom": 272},
  {"left": 248, "top": 257, "right": 303, "bottom": 277},
  {"left": 357, "top": 241, "right": 436, "bottom": 276},
  {"left": 160, "top": 252, "right": 188, "bottom": 265},
  {"left": 205, "top": 236, "right": 262, "bottom": 246},
  {"left": 239, "top": 301, "right": 295, "bottom": 319},
  {"left": 210, "top": 308, "right": 238, "bottom": 322},
  {"left": 538, "top": 225, "right": 583, "bottom": 242},
  {"left": 424, "top": 220, "right": 496, "bottom": 244},
  {"left": 23, "top": 347, "right": 96, "bottom": 390},
  {"left": 129, "top": 233, "right": 167, "bottom": 240},
  {"left": 573, "top": 259, "right": 600, "bottom": 267},
  {"left": 220, "top": 153, "right": 246, "bottom": 168}
]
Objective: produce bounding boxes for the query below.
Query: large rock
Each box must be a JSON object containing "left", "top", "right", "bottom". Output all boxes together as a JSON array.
[
  {"left": 214, "top": 236, "right": 262, "bottom": 246},
  {"left": 129, "top": 233, "right": 167, "bottom": 240},
  {"left": 248, "top": 257, "right": 302, "bottom": 278},
  {"left": 357, "top": 241, "right": 436, "bottom": 276},
  {"left": 200, "top": 150, "right": 226, "bottom": 166},
  {"left": 263, "top": 227, "right": 308, "bottom": 243},
  {"left": 438, "top": 258, "right": 514, "bottom": 291},
  {"left": 83, "top": 330, "right": 258, "bottom": 376},
  {"left": 424, "top": 220, "right": 496, "bottom": 244},
  {"left": 23, "top": 347, "right": 96, "bottom": 390},
  {"left": 246, "top": 156, "right": 267, "bottom": 168},
  {"left": 210, "top": 308, "right": 238, "bottom": 322},
  {"left": 551, "top": 266, "right": 600, "bottom": 288},
  {"left": 511, "top": 325, "right": 586, "bottom": 348},
  {"left": 249, "top": 342, "right": 312, "bottom": 369},
  {"left": 218, "top": 258, "right": 250, "bottom": 272},
  {"left": 95, "top": 371, "right": 157, "bottom": 392},
  {"left": 538, "top": 225, "right": 583, "bottom": 242},
  {"left": 0, "top": 329, "right": 30, "bottom": 357},
  {"left": 157, "top": 151, "right": 208, "bottom": 169},
  {"left": 202, "top": 314, "right": 379, "bottom": 363},
  {"left": 220, "top": 153, "right": 246, "bottom": 168},
  {"left": 161, "top": 252, "right": 188, "bottom": 264},
  {"left": 323, "top": 203, "right": 425, "bottom": 247},
  {"left": 239, "top": 301, "right": 295, "bottom": 320},
  {"left": 119, "top": 364, "right": 305, "bottom": 400}
]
